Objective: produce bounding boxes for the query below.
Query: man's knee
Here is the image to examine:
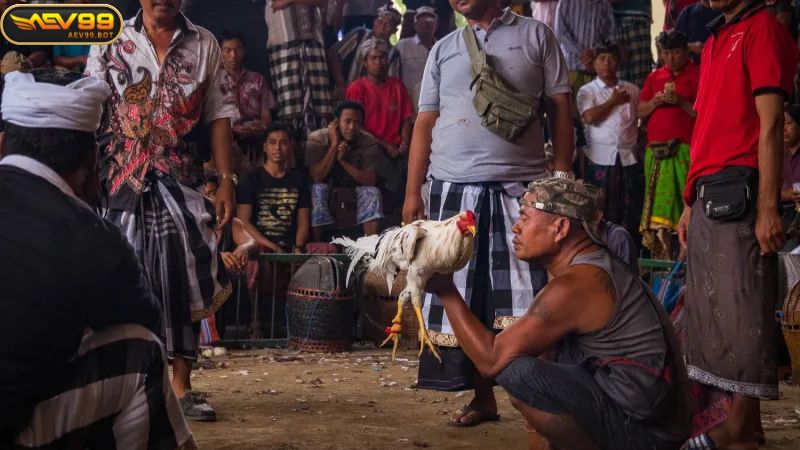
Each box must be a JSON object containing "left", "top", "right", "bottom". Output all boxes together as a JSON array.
[
  {"left": 356, "top": 185, "right": 383, "bottom": 224},
  {"left": 311, "top": 183, "right": 334, "bottom": 227}
]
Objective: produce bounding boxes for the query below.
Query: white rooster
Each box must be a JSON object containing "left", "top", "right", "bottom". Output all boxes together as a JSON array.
[{"left": 333, "top": 211, "right": 477, "bottom": 361}]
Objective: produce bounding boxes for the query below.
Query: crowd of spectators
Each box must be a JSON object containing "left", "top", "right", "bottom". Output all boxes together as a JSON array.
[{"left": 4, "top": 0, "right": 800, "bottom": 257}]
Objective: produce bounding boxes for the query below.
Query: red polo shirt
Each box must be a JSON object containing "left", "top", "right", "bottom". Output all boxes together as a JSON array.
[
  {"left": 641, "top": 62, "right": 700, "bottom": 145},
  {"left": 345, "top": 77, "right": 413, "bottom": 146},
  {"left": 684, "top": 3, "right": 798, "bottom": 203}
]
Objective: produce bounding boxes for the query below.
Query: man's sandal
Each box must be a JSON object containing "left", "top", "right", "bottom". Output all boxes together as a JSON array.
[
  {"left": 681, "top": 433, "right": 716, "bottom": 450},
  {"left": 447, "top": 405, "right": 500, "bottom": 428}
]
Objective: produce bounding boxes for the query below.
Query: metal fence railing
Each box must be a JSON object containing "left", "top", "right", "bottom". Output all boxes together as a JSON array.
[{"left": 217, "top": 255, "right": 682, "bottom": 349}]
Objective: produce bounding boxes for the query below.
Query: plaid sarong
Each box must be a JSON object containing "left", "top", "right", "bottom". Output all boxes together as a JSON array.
[
  {"left": 615, "top": 16, "right": 653, "bottom": 88},
  {"left": 421, "top": 179, "right": 548, "bottom": 345},
  {"left": 13, "top": 324, "right": 195, "bottom": 449},
  {"left": 105, "top": 176, "right": 231, "bottom": 360},
  {"left": 268, "top": 40, "right": 333, "bottom": 137}
]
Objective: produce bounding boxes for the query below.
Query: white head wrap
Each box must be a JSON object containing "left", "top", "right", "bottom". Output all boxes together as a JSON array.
[{"left": 1, "top": 71, "right": 111, "bottom": 132}]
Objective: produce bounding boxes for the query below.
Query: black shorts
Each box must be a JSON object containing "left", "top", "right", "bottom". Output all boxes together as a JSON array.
[{"left": 495, "top": 357, "right": 682, "bottom": 450}]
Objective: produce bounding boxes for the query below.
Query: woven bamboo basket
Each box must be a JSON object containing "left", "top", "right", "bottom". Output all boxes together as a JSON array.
[
  {"left": 782, "top": 280, "right": 800, "bottom": 382},
  {"left": 360, "top": 271, "right": 420, "bottom": 349},
  {"left": 286, "top": 256, "right": 355, "bottom": 353}
]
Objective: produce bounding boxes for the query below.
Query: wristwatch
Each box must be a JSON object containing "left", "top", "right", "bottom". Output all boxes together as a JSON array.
[
  {"left": 220, "top": 172, "right": 239, "bottom": 186},
  {"left": 552, "top": 170, "right": 575, "bottom": 180}
]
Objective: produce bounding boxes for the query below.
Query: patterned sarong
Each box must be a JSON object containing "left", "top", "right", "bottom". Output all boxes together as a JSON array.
[
  {"left": 105, "top": 175, "right": 231, "bottom": 360},
  {"left": 421, "top": 179, "right": 548, "bottom": 344},
  {"left": 268, "top": 40, "right": 333, "bottom": 137},
  {"left": 684, "top": 191, "right": 779, "bottom": 400},
  {"left": 615, "top": 16, "right": 653, "bottom": 88},
  {"left": 640, "top": 142, "right": 690, "bottom": 259}
]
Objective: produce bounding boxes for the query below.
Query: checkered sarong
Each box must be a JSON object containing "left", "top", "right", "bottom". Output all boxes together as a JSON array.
[
  {"left": 421, "top": 179, "right": 548, "bottom": 346},
  {"left": 268, "top": 39, "right": 333, "bottom": 136},
  {"left": 105, "top": 176, "right": 231, "bottom": 361},
  {"left": 615, "top": 16, "right": 653, "bottom": 88}
]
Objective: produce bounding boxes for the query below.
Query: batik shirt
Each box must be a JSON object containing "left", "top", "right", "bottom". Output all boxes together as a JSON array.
[
  {"left": 223, "top": 69, "right": 277, "bottom": 124},
  {"left": 85, "top": 12, "right": 238, "bottom": 199}
]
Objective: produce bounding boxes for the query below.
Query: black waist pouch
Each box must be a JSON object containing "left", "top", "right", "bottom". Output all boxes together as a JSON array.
[{"left": 697, "top": 166, "right": 757, "bottom": 221}]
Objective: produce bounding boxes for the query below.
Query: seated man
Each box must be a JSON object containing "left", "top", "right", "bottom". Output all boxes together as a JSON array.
[
  {"left": 424, "top": 178, "right": 689, "bottom": 449},
  {"left": 306, "top": 100, "right": 384, "bottom": 238},
  {"left": 220, "top": 30, "right": 276, "bottom": 170},
  {"left": 203, "top": 172, "right": 258, "bottom": 341},
  {"left": 204, "top": 172, "right": 258, "bottom": 276},
  {"left": 237, "top": 122, "right": 311, "bottom": 254},
  {"left": 0, "top": 70, "right": 194, "bottom": 448}
]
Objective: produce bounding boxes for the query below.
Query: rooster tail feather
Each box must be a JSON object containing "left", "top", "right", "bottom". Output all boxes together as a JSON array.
[
  {"left": 331, "top": 235, "right": 380, "bottom": 287},
  {"left": 385, "top": 271, "right": 395, "bottom": 294}
]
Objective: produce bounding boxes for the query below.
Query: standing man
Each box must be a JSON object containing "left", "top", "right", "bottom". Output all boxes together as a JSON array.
[
  {"left": 637, "top": 31, "right": 699, "bottom": 260},
  {"left": 396, "top": 6, "right": 438, "bottom": 116},
  {"left": 345, "top": 38, "right": 414, "bottom": 160},
  {"left": 329, "top": 3, "right": 403, "bottom": 92},
  {"left": 265, "top": 0, "right": 332, "bottom": 138},
  {"left": 553, "top": 0, "right": 616, "bottom": 100},
  {"left": 404, "top": 0, "right": 574, "bottom": 427},
  {"left": 613, "top": 0, "right": 654, "bottom": 88},
  {"left": 85, "top": 0, "right": 239, "bottom": 422},
  {"left": 577, "top": 43, "right": 642, "bottom": 240},
  {"left": 674, "top": 0, "right": 720, "bottom": 63},
  {"left": 677, "top": 0, "right": 798, "bottom": 448}
]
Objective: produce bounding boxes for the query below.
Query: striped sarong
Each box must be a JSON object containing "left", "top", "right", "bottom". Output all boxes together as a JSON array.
[
  {"left": 422, "top": 179, "right": 548, "bottom": 344},
  {"left": 615, "top": 16, "right": 653, "bottom": 88},
  {"left": 417, "top": 179, "right": 547, "bottom": 391},
  {"left": 13, "top": 324, "right": 195, "bottom": 449},
  {"left": 268, "top": 40, "right": 333, "bottom": 137},
  {"left": 105, "top": 176, "right": 231, "bottom": 361}
]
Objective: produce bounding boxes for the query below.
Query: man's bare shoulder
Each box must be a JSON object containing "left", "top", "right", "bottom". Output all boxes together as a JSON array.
[{"left": 528, "top": 265, "right": 614, "bottom": 330}]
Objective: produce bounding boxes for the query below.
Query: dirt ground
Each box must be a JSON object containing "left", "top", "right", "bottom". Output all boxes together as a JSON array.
[{"left": 188, "top": 345, "right": 800, "bottom": 450}]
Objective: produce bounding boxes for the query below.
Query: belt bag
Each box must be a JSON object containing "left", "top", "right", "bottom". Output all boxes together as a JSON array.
[
  {"left": 463, "top": 28, "right": 538, "bottom": 142},
  {"left": 649, "top": 140, "right": 681, "bottom": 160},
  {"left": 698, "top": 166, "right": 757, "bottom": 221}
]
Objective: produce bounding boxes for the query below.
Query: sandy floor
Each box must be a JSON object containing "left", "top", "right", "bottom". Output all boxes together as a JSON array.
[{"left": 188, "top": 346, "right": 800, "bottom": 450}]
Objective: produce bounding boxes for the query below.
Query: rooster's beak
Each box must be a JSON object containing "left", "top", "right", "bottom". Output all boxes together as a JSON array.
[{"left": 467, "top": 225, "right": 476, "bottom": 236}]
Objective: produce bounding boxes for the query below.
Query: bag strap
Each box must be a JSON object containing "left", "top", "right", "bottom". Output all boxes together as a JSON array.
[{"left": 462, "top": 26, "right": 484, "bottom": 80}]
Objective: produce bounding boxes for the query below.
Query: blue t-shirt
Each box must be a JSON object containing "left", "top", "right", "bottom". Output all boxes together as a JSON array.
[
  {"left": 52, "top": 45, "right": 90, "bottom": 72},
  {"left": 674, "top": 3, "right": 720, "bottom": 47}
]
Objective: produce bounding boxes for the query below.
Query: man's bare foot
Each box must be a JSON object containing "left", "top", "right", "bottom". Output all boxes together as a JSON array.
[{"left": 448, "top": 401, "right": 499, "bottom": 427}]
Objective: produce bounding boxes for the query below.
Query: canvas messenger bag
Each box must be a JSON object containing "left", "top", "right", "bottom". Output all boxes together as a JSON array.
[{"left": 463, "top": 27, "right": 538, "bottom": 142}]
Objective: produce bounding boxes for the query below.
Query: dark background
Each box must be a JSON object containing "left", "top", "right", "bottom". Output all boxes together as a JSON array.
[{"left": 106, "top": 0, "right": 270, "bottom": 76}]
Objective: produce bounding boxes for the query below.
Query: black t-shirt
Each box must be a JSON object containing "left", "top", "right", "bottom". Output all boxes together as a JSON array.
[
  {"left": 237, "top": 167, "right": 311, "bottom": 250},
  {"left": 0, "top": 165, "right": 160, "bottom": 444}
]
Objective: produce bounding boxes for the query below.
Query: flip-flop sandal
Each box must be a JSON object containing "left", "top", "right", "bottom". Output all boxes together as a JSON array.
[
  {"left": 682, "top": 433, "right": 716, "bottom": 450},
  {"left": 447, "top": 405, "right": 500, "bottom": 428}
]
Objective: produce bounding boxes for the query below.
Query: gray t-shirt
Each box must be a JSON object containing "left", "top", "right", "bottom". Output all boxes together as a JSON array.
[{"left": 419, "top": 9, "right": 571, "bottom": 183}]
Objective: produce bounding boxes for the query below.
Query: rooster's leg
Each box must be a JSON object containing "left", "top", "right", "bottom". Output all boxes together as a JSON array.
[
  {"left": 379, "top": 295, "right": 406, "bottom": 360},
  {"left": 412, "top": 304, "right": 441, "bottom": 363}
]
